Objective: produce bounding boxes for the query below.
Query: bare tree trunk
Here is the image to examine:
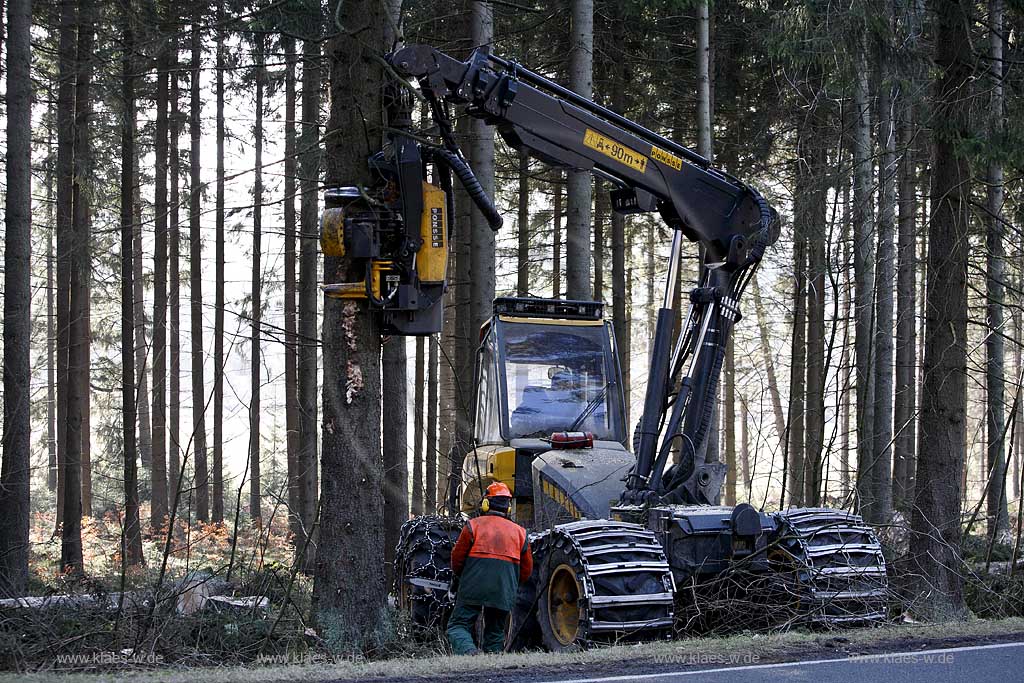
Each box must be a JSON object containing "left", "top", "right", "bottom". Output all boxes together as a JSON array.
[
  {"left": 55, "top": 0, "right": 76, "bottom": 530},
  {"left": 298, "top": 36, "right": 321, "bottom": 569},
  {"left": 47, "top": 136, "right": 57, "bottom": 494},
  {"left": 212, "top": 0, "right": 226, "bottom": 524},
  {"left": 751, "top": 278, "right": 786, "bottom": 442},
  {"left": 427, "top": 336, "right": 439, "bottom": 513},
  {"left": 517, "top": 151, "right": 530, "bottom": 296},
  {"left": 382, "top": 338, "right": 408, "bottom": 587},
  {"left": 150, "top": 17, "right": 170, "bottom": 531},
  {"left": 724, "top": 338, "right": 736, "bottom": 505},
  {"left": 119, "top": 5, "right": 143, "bottom": 565},
  {"left": 909, "top": 0, "right": 972, "bottom": 620},
  {"left": 593, "top": 184, "right": 605, "bottom": 301},
  {"left": 609, "top": 18, "right": 629, "bottom": 427},
  {"left": 740, "top": 395, "right": 751, "bottom": 499},
  {"left": 169, "top": 40, "right": 182, "bottom": 513},
  {"left": 133, "top": 194, "right": 151, "bottom": 473},
  {"left": 565, "top": 0, "right": 593, "bottom": 299},
  {"left": 788, "top": 204, "right": 807, "bottom": 508},
  {"left": 552, "top": 175, "right": 562, "bottom": 298},
  {"left": 468, "top": 0, "right": 495, "bottom": 335},
  {"left": 283, "top": 35, "right": 301, "bottom": 541},
  {"left": 249, "top": 32, "right": 265, "bottom": 525},
  {"left": 871, "top": 32, "right": 897, "bottom": 524},
  {"left": 840, "top": 178, "right": 854, "bottom": 497},
  {"left": 985, "top": 0, "right": 1009, "bottom": 537},
  {"left": 803, "top": 134, "right": 827, "bottom": 508},
  {"left": 852, "top": 35, "right": 876, "bottom": 519},
  {"left": 0, "top": 0, "right": 33, "bottom": 595},
  {"left": 413, "top": 338, "right": 425, "bottom": 515},
  {"left": 74, "top": 2, "right": 93, "bottom": 519},
  {"left": 189, "top": 12, "right": 209, "bottom": 523},
  {"left": 316, "top": 0, "right": 388, "bottom": 640}
]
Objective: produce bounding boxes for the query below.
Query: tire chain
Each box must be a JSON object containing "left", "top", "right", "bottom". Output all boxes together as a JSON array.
[{"left": 394, "top": 515, "right": 465, "bottom": 629}]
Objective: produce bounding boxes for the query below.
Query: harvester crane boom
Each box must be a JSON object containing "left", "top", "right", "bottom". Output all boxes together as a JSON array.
[{"left": 388, "top": 44, "right": 779, "bottom": 507}]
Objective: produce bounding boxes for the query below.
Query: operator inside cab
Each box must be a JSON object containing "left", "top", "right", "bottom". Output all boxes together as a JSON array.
[{"left": 447, "top": 482, "right": 534, "bottom": 655}]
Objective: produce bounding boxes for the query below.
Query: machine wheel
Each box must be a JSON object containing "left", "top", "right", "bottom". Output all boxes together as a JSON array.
[
  {"left": 394, "top": 515, "right": 464, "bottom": 630},
  {"left": 532, "top": 520, "right": 675, "bottom": 652},
  {"left": 538, "top": 549, "right": 586, "bottom": 651}
]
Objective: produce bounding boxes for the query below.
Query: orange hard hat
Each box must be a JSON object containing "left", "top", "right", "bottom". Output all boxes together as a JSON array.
[{"left": 485, "top": 482, "right": 512, "bottom": 498}]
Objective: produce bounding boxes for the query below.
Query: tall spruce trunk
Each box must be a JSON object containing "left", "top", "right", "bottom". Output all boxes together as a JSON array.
[
  {"left": 189, "top": 13, "right": 209, "bottom": 522},
  {"left": 609, "top": 14, "right": 629, "bottom": 427},
  {"left": 212, "top": 0, "right": 226, "bottom": 524},
  {"left": 803, "top": 130, "right": 828, "bottom": 508},
  {"left": 120, "top": 6, "right": 143, "bottom": 565},
  {"left": 517, "top": 151, "right": 530, "bottom": 296},
  {"left": 909, "top": 0, "right": 972, "bottom": 620},
  {"left": 871, "top": 37, "right": 897, "bottom": 524},
  {"left": 297, "top": 36, "right": 321, "bottom": 569},
  {"left": 169, "top": 42, "right": 182, "bottom": 508},
  {"left": 283, "top": 35, "right": 301, "bottom": 541},
  {"left": 249, "top": 33, "right": 265, "bottom": 524},
  {"left": 133, "top": 183, "right": 151, "bottom": 473},
  {"left": 315, "top": 0, "right": 388, "bottom": 642},
  {"left": 787, "top": 203, "right": 807, "bottom": 508},
  {"left": 893, "top": 66, "right": 919, "bottom": 514},
  {"left": 0, "top": 0, "right": 33, "bottom": 596},
  {"left": 552, "top": 175, "right": 562, "bottom": 298},
  {"left": 469, "top": 0, "right": 495, "bottom": 333},
  {"left": 55, "top": 0, "right": 75, "bottom": 530},
  {"left": 985, "top": 0, "right": 1009, "bottom": 537},
  {"left": 382, "top": 338, "right": 408, "bottom": 587},
  {"left": 413, "top": 338, "right": 425, "bottom": 515},
  {"left": 565, "top": 0, "right": 593, "bottom": 299},
  {"left": 47, "top": 163, "right": 57, "bottom": 494},
  {"left": 150, "top": 22, "right": 170, "bottom": 531},
  {"left": 73, "top": 0, "right": 93, "bottom": 518},
  {"left": 852, "top": 36, "right": 876, "bottom": 519},
  {"left": 427, "top": 336, "right": 439, "bottom": 512}
]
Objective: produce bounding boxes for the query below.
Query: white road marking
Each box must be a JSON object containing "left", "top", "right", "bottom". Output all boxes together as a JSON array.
[{"left": 540, "top": 640, "right": 1024, "bottom": 683}]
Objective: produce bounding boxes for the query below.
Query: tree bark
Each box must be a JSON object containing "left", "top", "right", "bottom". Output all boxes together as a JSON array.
[
  {"left": 150, "top": 14, "right": 170, "bottom": 531},
  {"left": 283, "top": 35, "right": 301, "bottom": 542},
  {"left": 298, "top": 36, "right": 321, "bottom": 570},
  {"left": 47, "top": 156, "right": 57, "bottom": 494},
  {"left": 787, "top": 201, "right": 807, "bottom": 508},
  {"left": 517, "top": 151, "right": 530, "bottom": 296},
  {"left": 120, "top": 3, "right": 143, "bottom": 565},
  {"left": 893, "top": 1, "right": 921, "bottom": 513},
  {"left": 382, "top": 338, "right": 408, "bottom": 587},
  {"left": 565, "top": 0, "right": 593, "bottom": 299},
  {"left": 55, "top": 0, "right": 76, "bottom": 531},
  {"left": 909, "top": 0, "right": 972, "bottom": 620},
  {"left": 249, "top": 31, "right": 265, "bottom": 525},
  {"left": 552, "top": 175, "right": 563, "bottom": 298},
  {"left": 803, "top": 134, "right": 827, "bottom": 508},
  {"left": 316, "top": 0, "right": 388, "bottom": 642},
  {"left": 169, "top": 40, "right": 182, "bottom": 509},
  {"left": 413, "top": 337, "right": 425, "bottom": 515},
  {"left": 871, "top": 32, "right": 897, "bottom": 524},
  {"left": 468, "top": 0, "right": 495, "bottom": 334},
  {"left": 752, "top": 278, "right": 786, "bottom": 443},
  {"left": 609, "top": 17, "right": 629, "bottom": 427},
  {"left": 852, "top": 35, "right": 876, "bottom": 520},
  {"left": 985, "top": 0, "right": 1009, "bottom": 537},
  {"left": 0, "top": 0, "right": 33, "bottom": 596},
  {"left": 212, "top": 0, "right": 226, "bottom": 524},
  {"left": 189, "top": 12, "right": 209, "bottom": 523},
  {"left": 427, "top": 335, "right": 439, "bottom": 513},
  {"left": 73, "top": 0, "right": 93, "bottom": 519}
]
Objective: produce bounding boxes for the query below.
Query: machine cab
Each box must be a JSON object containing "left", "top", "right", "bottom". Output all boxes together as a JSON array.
[{"left": 474, "top": 298, "right": 627, "bottom": 446}]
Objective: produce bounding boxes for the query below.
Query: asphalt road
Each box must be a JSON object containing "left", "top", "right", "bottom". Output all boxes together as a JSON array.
[{"left": 536, "top": 641, "right": 1024, "bottom": 683}]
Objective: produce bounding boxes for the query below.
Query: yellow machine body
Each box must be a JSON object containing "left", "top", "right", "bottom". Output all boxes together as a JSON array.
[{"left": 418, "top": 181, "right": 448, "bottom": 283}]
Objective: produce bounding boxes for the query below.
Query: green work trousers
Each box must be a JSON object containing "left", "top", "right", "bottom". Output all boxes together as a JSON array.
[{"left": 446, "top": 601, "right": 509, "bottom": 654}]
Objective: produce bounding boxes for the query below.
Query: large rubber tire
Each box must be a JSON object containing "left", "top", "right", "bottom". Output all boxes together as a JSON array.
[
  {"left": 394, "top": 515, "right": 463, "bottom": 631},
  {"left": 536, "top": 547, "right": 587, "bottom": 652}
]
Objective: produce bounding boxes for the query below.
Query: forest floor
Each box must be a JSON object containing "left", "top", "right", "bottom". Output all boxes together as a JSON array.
[{"left": 2, "top": 616, "right": 1022, "bottom": 683}]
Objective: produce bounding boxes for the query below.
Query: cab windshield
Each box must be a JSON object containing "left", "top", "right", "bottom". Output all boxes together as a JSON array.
[{"left": 498, "top": 320, "right": 624, "bottom": 441}]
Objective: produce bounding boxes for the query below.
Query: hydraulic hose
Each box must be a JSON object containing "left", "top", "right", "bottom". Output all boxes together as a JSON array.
[{"left": 434, "top": 148, "right": 504, "bottom": 232}]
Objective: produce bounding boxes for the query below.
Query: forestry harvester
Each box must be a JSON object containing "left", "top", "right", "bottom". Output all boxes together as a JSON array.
[{"left": 319, "top": 45, "right": 887, "bottom": 650}]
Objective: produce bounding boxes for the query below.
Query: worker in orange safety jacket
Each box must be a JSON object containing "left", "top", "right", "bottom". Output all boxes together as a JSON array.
[{"left": 447, "top": 482, "right": 533, "bottom": 654}]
